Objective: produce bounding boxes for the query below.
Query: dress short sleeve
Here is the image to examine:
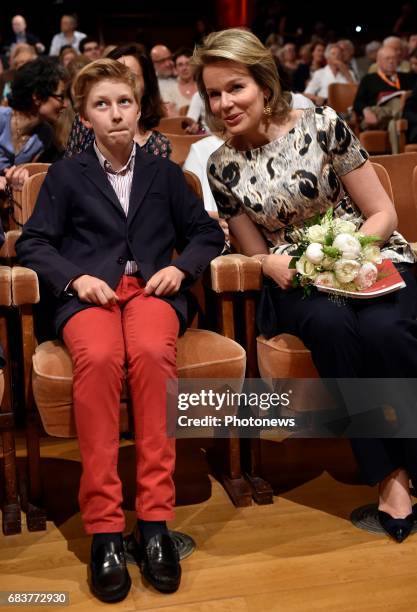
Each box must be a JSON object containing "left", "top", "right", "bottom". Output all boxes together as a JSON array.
[
  {"left": 207, "top": 147, "right": 243, "bottom": 220},
  {"left": 318, "top": 106, "right": 369, "bottom": 176}
]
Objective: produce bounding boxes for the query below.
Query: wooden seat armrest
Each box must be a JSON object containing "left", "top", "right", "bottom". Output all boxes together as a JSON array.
[
  {"left": 210, "top": 254, "right": 263, "bottom": 293},
  {"left": 0, "top": 266, "right": 12, "bottom": 307},
  {"left": 0, "top": 231, "right": 21, "bottom": 259},
  {"left": 11, "top": 266, "right": 40, "bottom": 306}
]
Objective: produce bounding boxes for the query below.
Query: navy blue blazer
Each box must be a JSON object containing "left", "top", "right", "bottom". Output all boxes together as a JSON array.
[{"left": 16, "top": 144, "right": 224, "bottom": 335}]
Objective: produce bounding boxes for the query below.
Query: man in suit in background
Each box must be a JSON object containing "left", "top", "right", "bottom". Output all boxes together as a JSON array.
[{"left": 16, "top": 59, "right": 224, "bottom": 604}]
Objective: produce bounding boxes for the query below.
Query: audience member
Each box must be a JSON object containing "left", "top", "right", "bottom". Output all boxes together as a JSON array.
[
  {"left": 369, "top": 36, "right": 410, "bottom": 73},
  {"left": 80, "top": 37, "right": 101, "bottom": 62},
  {"left": 16, "top": 57, "right": 223, "bottom": 603},
  {"left": 354, "top": 46, "right": 414, "bottom": 128},
  {"left": 59, "top": 45, "right": 79, "bottom": 68},
  {"left": 0, "top": 57, "right": 67, "bottom": 176},
  {"left": 194, "top": 28, "right": 417, "bottom": 548},
  {"left": 1, "top": 43, "right": 37, "bottom": 104},
  {"left": 277, "top": 42, "right": 300, "bottom": 90},
  {"left": 293, "top": 41, "right": 325, "bottom": 92},
  {"left": 338, "top": 39, "right": 361, "bottom": 80},
  {"left": 160, "top": 48, "right": 197, "bottom": 115},
  {"left": 304, "top": 43, "right": 356, "bottom": 105},
  {"left": 66, "top": 44, "right": 171, "bottom": 159},
  {"left": 150, "top": 44, "right": 175, "bottom": 114},
  {"left": 5, "top": 15, "right": 45, "bottom": 55},
  {"left": 49, "top": 14, "right": 86, "bottom": 57}
]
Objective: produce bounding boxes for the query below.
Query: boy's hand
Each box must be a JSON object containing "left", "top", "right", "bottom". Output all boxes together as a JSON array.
[
  {"left": 144, "top": 266, "right": 186, "bottom": 296},
  {"left": 71, "top": 275, "right": 119, "bottom": 306}
]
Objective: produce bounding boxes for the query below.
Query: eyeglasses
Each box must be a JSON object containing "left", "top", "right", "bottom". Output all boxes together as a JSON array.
[{"left": 50, "top": 93, "right": 66, "bottom": 103}]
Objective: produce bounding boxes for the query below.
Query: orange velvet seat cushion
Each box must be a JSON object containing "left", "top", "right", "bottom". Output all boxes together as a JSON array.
[{"left": 32, "top": 329, "right": 246, "bottom": 437}]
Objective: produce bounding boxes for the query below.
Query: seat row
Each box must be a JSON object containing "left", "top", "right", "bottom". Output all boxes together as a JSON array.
[{"left": 1, "top": 153, "right": 417, "bottom": 534}]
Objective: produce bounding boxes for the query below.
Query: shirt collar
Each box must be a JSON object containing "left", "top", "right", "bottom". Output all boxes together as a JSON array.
[{"left": 94, "top": 140, "right": 136, "bottom": 174}]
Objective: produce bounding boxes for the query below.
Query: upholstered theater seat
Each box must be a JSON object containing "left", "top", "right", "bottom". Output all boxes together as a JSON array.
[{"left": 32, "top": 330, "right": 246, "bottom": 438}]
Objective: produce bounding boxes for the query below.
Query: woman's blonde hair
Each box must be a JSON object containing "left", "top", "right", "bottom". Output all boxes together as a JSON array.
[
  {"left": 72, "top": 58, "right": 142, "bottom": 117},
  {"left": 192, "top": 28, "right": 290, "bottom": 132}
]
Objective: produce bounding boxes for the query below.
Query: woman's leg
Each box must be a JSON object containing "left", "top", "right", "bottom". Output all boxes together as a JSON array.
[
  {"left": 354, "top": 269, "right": 417, "bottom": 514},
  {"left": 62, "top": 303, "right": 126, "bottom": 535}
]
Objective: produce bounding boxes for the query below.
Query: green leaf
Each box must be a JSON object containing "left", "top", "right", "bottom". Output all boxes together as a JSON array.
[
  {"left": 322, "top": 246, "right": 340, "bottom": 258},
  {"left": 358, "top": 234, "right": 381, "bottom": 247},
  {"left": 288, "top": 257, "right": 298, "bottom": 269}
]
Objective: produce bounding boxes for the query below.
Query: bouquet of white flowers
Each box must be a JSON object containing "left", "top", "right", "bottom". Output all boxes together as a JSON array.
[{"left": 290, "top": 208, "right": 383, "bottom": 296}]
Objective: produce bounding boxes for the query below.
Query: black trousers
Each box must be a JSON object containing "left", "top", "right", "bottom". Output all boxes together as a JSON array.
[{"left": 265, "top": 265, "right": 417, "bottom": 487}]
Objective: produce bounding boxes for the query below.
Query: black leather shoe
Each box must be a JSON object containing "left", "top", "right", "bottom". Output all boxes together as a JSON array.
[
  {"left": 89, "top": 540, "right": 131, "bottom": 603},
  {"left": 137, "top": 533, "right": 181, "bottom": 593},
  {"left": 378, "top": 509, "right": 415, "bottom": 543}
]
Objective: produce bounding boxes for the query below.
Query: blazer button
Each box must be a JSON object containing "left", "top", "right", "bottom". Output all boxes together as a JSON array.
[{"left": 117, "top": 257, "right": 125, "bottom": 265}]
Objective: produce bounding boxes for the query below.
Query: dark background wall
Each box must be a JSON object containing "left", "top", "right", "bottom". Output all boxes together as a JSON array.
[{"left": 0, "top": 1, "right": 415, "bottom": 52}]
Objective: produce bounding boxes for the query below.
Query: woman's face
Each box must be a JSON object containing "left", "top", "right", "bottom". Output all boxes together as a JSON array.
[
  {"left": 118, "top": 55, "right": 145, "bottom": 97},
  {"left": 312, "top": 44, "right": 325, "bottom": 64},
  {"left": 203, "top": 60, "right": 268, "bottom": 137},
  {"left": 61, "top": 49, "right": 77, "bottom": 67},
  {"left": 37, "top": 80, "right": 67, "bottom": 123},
  {"left": 175, "top": 54, "right": 193, "bottom": 80}
]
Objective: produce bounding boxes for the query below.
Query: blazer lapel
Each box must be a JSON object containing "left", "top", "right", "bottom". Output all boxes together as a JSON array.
[
  {"left": 77, "top": 146, "right": 126, "bottom": 218},
  {"left": 127, "top": 145, "right": 158, "bottom": 224}
]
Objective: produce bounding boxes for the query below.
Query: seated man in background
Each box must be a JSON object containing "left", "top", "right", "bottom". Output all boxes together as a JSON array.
[
  {"left": 16, "top": 58, "right": 224, "bottom": 603},
  {"left": 353, "top": 45, "right": 415, "bottom": 151},
  {"left": 79, "top": 36, "right": 101, "bottom": 62},
  {"left": 304, "top": 43, "right": 356, "bottom": 105}
]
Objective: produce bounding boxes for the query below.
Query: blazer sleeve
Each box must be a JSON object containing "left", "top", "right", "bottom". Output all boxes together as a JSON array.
[
  {"left": 167, "top": 162, "right": 225, "bottom": 284},
  {"left": 15, "top": 163, "right": 87, "bottom": 297}
]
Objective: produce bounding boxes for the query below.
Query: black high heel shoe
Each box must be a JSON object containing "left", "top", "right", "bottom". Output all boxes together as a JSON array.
[{"left": 378, "top": 509, "right": 415, "bottom": 543}]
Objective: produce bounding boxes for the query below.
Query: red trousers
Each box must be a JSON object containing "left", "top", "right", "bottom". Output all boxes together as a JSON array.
[{"left": 63, "top": 275, "right": 179, "bottom": 534}]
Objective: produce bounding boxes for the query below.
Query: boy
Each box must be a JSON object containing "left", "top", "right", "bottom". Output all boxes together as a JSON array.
[{"left": 16, "top": 59, "right": 224, "bottom": 603}]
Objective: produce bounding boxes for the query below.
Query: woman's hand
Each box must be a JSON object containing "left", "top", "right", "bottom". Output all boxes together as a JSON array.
[
  {"left": 144, "top": 266, "right": 186, "bottom": 296},
  {"left": 263, "top": 254, "right": 296, "bottom": 290},
  {"left": 4, "top": 165, "right": 29, "bottom": 192}
]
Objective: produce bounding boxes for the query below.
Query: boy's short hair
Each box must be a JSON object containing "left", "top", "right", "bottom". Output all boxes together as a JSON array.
[{"left": 72, "top": 58, "right": 142, "bottom": 118}]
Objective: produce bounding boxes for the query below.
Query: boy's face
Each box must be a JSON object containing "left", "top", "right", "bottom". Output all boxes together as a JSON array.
[{"left": 81, "top": 78, "right": 140, "bottom": 151}]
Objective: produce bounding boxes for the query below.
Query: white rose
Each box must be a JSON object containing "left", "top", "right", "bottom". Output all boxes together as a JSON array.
[
  {"left": 334, "top": 258, "right": 361, "bottom": 284},
  {"left": 307, "top": 224, "right": 327, "bottom": 244},
  {"left": 354, "top": 262, "right": 378, "bottom": 290},
  {"left": 333, "top": 219, "right": 356, "bottom": 235},
  {"left": 296, "top": 255, "right": 319, "bottom": 280},
  {"left": 315, "top": 272, "right": 336, "bottom": 288},
  {"left": 305, "top": 243, "right": 324, "bottom": 264},
  {"left": 321, "top": 255, "right": 336, "bottom": 270},
  {"left": 333, "top": 233, "right": 361, "bottom": 259},
  {"left": 362, "top": 244, "right": 382, "bottom": 264}
]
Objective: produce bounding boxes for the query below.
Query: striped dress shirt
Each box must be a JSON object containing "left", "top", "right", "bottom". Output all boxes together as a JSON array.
[{"left": 94, "top": 141, "right": 138, "bottom": 275}]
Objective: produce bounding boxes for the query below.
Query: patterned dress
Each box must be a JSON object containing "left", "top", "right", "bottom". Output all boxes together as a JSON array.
[
  {"left": 207, "top": 106, "right": 415, "bottom": 264},
  {"left": 65, "top": 114, "right": 172, "bottom": 159}
]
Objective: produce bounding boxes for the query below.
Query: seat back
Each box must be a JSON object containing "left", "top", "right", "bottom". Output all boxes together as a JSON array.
[
  {"left": 13, "top": 172, "right": 47, "bottom": 228},
  {"left": 327, "top": 83, "right": 358, "bottom": 114},
  {"left": 371, "top": 152, "right": 417, "bottom": 241},
  {"left": 165, "top": 133, "right": 206, "bottom": 166},
  {"left": 370, "top": 162, "right": 394, "bottom": 202},
  {"left": 8, "top": 165, "right": 49, "bottom": 229},
  {"left": 183, "top": 170, "right": 203, "bottom": 199},
  {"left": 158, "top": 116, "right": 189, "bottom": 134}
]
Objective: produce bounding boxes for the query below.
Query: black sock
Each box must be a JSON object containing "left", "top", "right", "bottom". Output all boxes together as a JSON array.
[
  {"left": 91, "top": 532, "right": 123, "bottom": 555},
  {"left": 137, "top": 520, "right": 168, "bottom": 543}
]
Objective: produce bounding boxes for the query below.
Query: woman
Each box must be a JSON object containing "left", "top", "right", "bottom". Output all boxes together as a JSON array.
[
  {"left": 161, "top": 47, "right": 197, "bottom": 115},
  {"left": 59, "top": 45, "right": 79, "bottom": 68},
  {"left": 65, "top": 43, "right": 171, "bottom": 158},
  {"left": 0, "top": 56, "right": 67, "bottom": 175},
  {"left": 293, "top": 40, "right": 326, "bottom": 92},
  {"left": 193, "top": 28, "right": 417, "bottom": 542}
]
